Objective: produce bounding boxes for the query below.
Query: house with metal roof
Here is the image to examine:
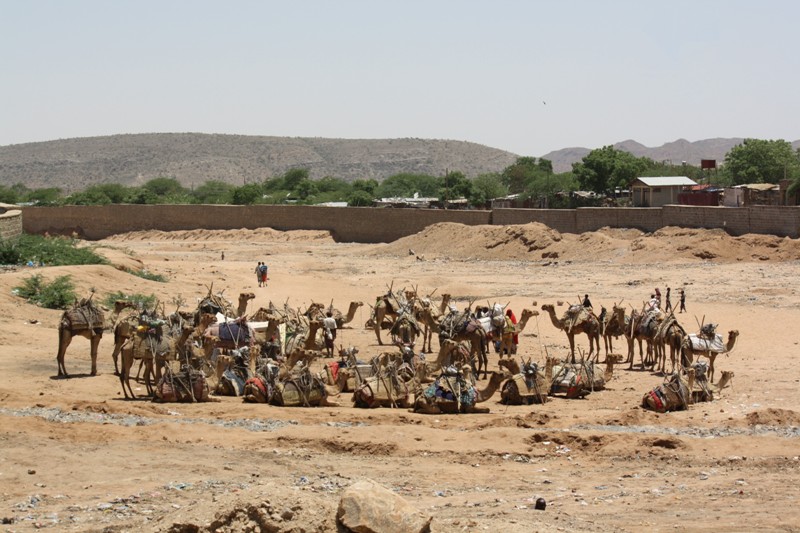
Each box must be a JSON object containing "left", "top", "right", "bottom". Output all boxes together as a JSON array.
[{"left": 630, "top": 176, "right": 697, "bottom": 207}]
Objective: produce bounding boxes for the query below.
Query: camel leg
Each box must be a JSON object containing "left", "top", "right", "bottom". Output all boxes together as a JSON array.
[
  {"left": 119, "top": 349, "right": 136, "bottom": 400},
  {"left": 144, "top": 360, "right": 154, "bottom": 396},
  {"left": 90, "top": 332, "right": 101, "bottom": 376},
  {"left": 56, "top": 328, "right": 71, "bottom": 377},
  {"left": 568, "top": 335, "right": 576, "bottom": 364},
  {"left": 708, "top": 353, "right": 716, "bottom": 383}
]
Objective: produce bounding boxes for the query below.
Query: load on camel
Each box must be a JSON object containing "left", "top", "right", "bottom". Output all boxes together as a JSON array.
[
  {"left": 352, "top": 358, "right": 412, "bottom": 409},
  {"left": 242, "top": 353, "right": 339, "bottom": 407},
  {"left": 544, "top": 353, "right": 614, "bottom": 399},
  {"left": 541, "top": 303, "right": 600, "bottom": 363},
  {"left": 598, "top": 303, "right": 633, "bottom": 362},
  {"left": 411, "top": 366, "right": 505, "bottom": 414},
  {"left": 498, "top": 358, "right": 548, "bottom": 405},
  {"left": 324, "top": 346, "right": 376, "bottom": 392},
  {"left": 413, "top": 291, "right": 450, "bottom": 353},
  {"left": 55, "top": 293, "right": 106, "bottom": 377}
]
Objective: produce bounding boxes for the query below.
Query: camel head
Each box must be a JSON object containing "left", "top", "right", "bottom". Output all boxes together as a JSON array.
[
  {"left": 520, "top": 308, "right": 538, "bottom": 320},
  {"left": 239, "top": 292, "right": 256, "bottom": 301},
  {"left": 497, "top": 358, "right": 520, "bottom": 376}
]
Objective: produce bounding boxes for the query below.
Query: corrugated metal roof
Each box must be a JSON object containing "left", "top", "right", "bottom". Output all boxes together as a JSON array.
[{"left": 634, "top": 176, "right": 697, "bottom": 187}]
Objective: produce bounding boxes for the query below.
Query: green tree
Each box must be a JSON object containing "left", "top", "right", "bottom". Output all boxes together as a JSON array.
[
  {"left": 376, "top": 173, "right": 440, "bottom": 198},
  {"left": 347, "top": 190, "right": 374, "bottom": 206},
  {"left": 191, "top": 180, "right": 234, "bottom": 204},
  {"left": 283, "top": 168, "right": 310, "bottom": 191},
  {"left": 470, "top": 173, "right": 507, "bottom": 206},
  {"left": 143, "top": 177, "right": 185, "bottom": 197},
  {"left": 24, "top": 188, "right": 62, "bottom": 206},
  {"left": 0, "top": 185, "right": 19, "bottom": 203},
  {"left": 294, "top": 178, "right": 319, "bottom": 200},
  {"left": 352, "top": 179, "right": 379, "bottom": 195},
  {"left": 502, "top": 157, "right": 542, "bottom": 194},
  {"left": 724, "top": 139, "right": 800, "bottom": 185},
  {"left": 440, "top": 171, "right": 473, "bottom": 203},
  {"left": 572, "top": 146, "right": 651, "bottom": 193},
  {"left": 231, "top": 183, "right": 263, "bottom": 205}
]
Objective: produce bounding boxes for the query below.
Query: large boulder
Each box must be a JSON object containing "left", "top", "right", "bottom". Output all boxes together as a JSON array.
[{"left": 337, "top": 479, "right": 432, "bottom": 533}]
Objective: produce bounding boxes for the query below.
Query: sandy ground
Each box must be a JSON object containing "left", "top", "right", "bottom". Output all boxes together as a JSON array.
[{"left": 1, "top": 222, "right": 799, "bottom": 532}]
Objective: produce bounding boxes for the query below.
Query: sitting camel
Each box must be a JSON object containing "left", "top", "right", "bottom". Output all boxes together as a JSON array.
[
  {"left": 541, "top": 304, "right": 600, "bottom": 363},
  {"left": 498, "top": 358, "right": 547, "bottom": 405},
  {"left": 411, "top": 367, "right": 505, "bottom": 414},
  {"left": 55, "top": 296, "right": 105, "bottom": 377}
]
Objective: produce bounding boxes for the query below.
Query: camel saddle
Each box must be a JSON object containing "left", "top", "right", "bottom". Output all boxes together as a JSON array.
[
  {"left": 420, "top": 367, "right": 477, "bottom": 413},
  {"left": 642, "top": 373, "right": 690, "bottom": 413},
  {"left": 63, "top": 300, "right": 105, "bottom": 330},
  {"left": 155, "top": 367, "right": 210, "bottom": 403},
  {"left": 686, "top": 333, "right": 724, "bottom": 352}
]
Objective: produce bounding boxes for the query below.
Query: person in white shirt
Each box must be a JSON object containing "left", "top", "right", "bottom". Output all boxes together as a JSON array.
[{"left": 322, "top": 311, "right": 337, "bottom": 357}]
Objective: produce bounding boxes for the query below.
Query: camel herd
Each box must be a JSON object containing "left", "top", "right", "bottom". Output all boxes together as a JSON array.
[{"left": 54, "top": 286, "right": 738, "bottom": 413}]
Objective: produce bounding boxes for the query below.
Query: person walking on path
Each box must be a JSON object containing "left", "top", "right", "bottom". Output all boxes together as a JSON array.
[
  {"left": 255, "top": 262, "right": 263, "bottom": 287},
  {"left": 679, "top": 289, "right": 686, "bottom": 313},
  {"left": 259, "top": 262, "right": 268, "bottom": 287},
  {"left": 665, "top": 287, "right": 673, "bottom": 313}
]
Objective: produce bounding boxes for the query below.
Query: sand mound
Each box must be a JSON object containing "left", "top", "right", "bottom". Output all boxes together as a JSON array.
[
  {"left": 746, "top": 408, "right": 800, "bottom": 426},
  {"left": 374, "top": 222, "right": 800, "bottom": 263},
  {"left": 107, "top": 227, "right": 334, "bottom": 243}
]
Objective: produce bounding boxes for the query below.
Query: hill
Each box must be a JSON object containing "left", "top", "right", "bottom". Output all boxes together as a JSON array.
[
  {"left": 542, "top": 137, "right": 800, "bottom": 173},
  {"left": 0, "top": 133, "right": 519, "bottom": 192}
]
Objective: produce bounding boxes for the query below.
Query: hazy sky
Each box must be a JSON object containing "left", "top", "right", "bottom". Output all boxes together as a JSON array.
[{"left": 2, "top": 0, "right": 798, "bottom": 156}]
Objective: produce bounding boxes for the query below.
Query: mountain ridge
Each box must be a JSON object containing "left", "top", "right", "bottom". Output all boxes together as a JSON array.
[{"left": 2, "top": 133, "right": 798, "bottom": 191}]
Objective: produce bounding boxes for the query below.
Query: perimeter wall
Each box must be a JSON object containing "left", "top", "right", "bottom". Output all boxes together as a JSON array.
[{"left": 21, "top": 204, "right": 800, "bottom": 242}]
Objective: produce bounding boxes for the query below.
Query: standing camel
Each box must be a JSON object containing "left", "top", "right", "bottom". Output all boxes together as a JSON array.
[
  {"left": 119, "top": 325, "right": 195, "bottom": 399},
  {"left": 599, "top": 304, "right": 633, "bottom": 358},
  {"left": 540, "top": 304, "right": 600, "bottom": 363},
  {"left": 682, "top": 330, "right": 739, "bottom": 382},
  {"left": 55, "top": 297, "right": 105, "bottom": 377},
  {"left": 498, "top": 309, "right": 538, "bottom": 357}
]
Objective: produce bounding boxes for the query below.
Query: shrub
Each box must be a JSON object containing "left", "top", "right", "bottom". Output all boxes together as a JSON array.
[
  {"left": 14, "top": 274, "right": 77, "bottom": 309},
  {"left": 103, "top": 291, "right": 158, "bottom": 311},
  {"left": 130, "top": 269, "right": 167, "bottom": 282},
  {"left": 0, "top": 234, "right": 107, "bottom": 266}
]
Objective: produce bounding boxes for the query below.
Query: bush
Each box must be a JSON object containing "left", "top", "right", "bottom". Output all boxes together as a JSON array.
[
  {"left": 0, "top": 234, "right": 107, "bottom": 266},
  {"left": 130, "top": 269, "right": 167, "bottom": 282},
  {"left": 14, "top": 274, "right": 77, "bottom": 309},
  {"left": 102, "top": 291, "right": 158, "bottom": 311}
]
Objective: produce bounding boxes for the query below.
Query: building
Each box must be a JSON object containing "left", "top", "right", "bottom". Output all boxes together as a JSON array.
[{"left": 630, "top": 176, "right": 697, "bottom": 207}]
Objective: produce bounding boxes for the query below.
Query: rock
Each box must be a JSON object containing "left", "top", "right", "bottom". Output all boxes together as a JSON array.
[{"left": 338, "top": 479, "right": 432, "bottom": 533}]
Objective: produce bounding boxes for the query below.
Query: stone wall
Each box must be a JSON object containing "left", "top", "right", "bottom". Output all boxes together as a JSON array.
[
  {"left": 20, "top": 204, "right": 800, "bottom": 242},
  {"left": 0, "top": 203, "right": 23, "bottom": 241}
]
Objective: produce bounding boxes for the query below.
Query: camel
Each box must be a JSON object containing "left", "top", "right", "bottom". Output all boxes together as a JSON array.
[
  {"left": 236, "top": 292, "right": 256, "bottom": 317},
  {"left": 498, "top": 309, "right": 537, "bottom": 357},
  {"left": 599, "top": 304, "right": 633, "bottom": 359},
  {"left": 55, "top": 297, "right": 105, "bottom": 377},
  {"left": 626, "top": 309, "right": 663, "bottom": 370},
  {"left": 681, "top": 329, "right": 739, "bottom": 382},
  {"left": 107, "top": 301, "right": 141, "bottom": 375},
  {"left": 413, "top": 293, "right": 450, "bottom": 353},
  {"left": 411, "top": 367, "right": 505, "bottom": 414},
  {"left": 269, "top": 362, "right": 339, "bottom": 407},
  {"left": 655, "top": 315, "right": 686, "bottom": 374},
  {"left": 498, "top": 358, "right": 547, "bottom": 405},
  {"left": 352, "top": 361, "right": 411, "bottom": 408},
  {"left": 413, "top": 339, "right": 474, "bottom": 383},
  {"left": 371, "top": 289, "right": 411, "bottom": 345},
  {"left": 305, "top": 301, "right": 363, "bottom": 328},
  {"left": 389, "top": 310, "right": 421, "bottom": 347},
  {"left": 541, "top": 304, "right": 600, "bottom": 363},
  {"left": 119, "top": 324, "right": 194, "bottom": 399}
]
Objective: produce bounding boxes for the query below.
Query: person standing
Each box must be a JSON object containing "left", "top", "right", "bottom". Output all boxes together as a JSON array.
[
  {"left": 679, "top": 289, "right": 686, "bottom": 313},
  {"left": 582, "top": 294, "right": 593, "bottom": 309},
  {"left": 254, "top": 262, "right": 263, "bottom": 287},
  {"left": 665, "top": 287, "right": 673, "bottom": 313},
  {"left": 654, "top": 288, "right": 662, "bottom": 307},
  {"left": 322, "top": 311, "right": 337, "bottom": 357}
]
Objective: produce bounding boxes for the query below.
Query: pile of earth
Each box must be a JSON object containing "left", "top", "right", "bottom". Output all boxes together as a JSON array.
[{"left": 374, "top": 222, "right": 800, "bottom": 263}]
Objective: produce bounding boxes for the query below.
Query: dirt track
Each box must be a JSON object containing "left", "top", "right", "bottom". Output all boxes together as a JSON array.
[{"left": 1, "top": 223, "right": 799, "bottom": 532}]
